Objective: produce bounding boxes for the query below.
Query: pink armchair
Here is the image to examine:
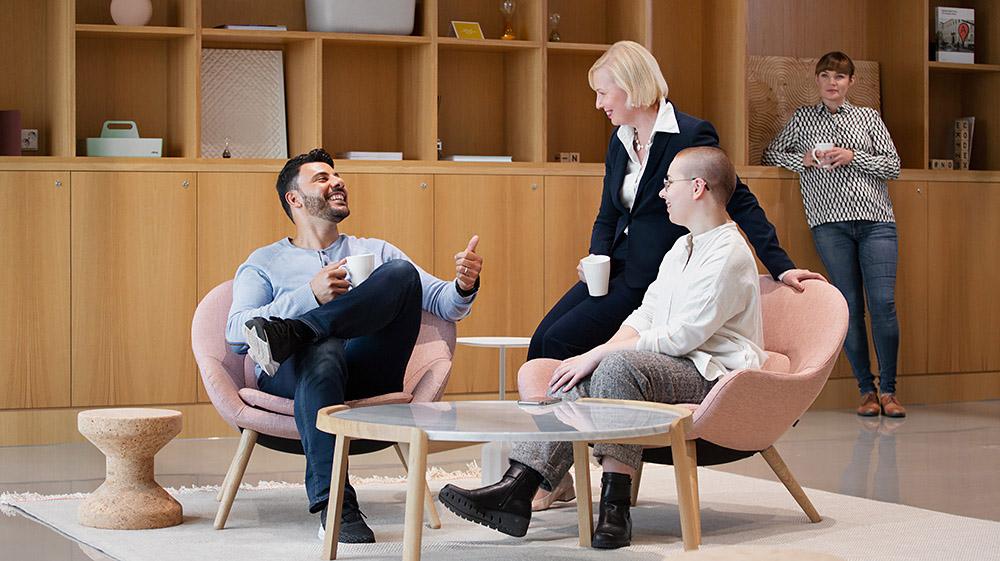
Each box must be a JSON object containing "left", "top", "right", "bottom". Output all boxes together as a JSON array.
[
  {"left": 517, "top": 277, "right": 848, "bottom": 533},
  {"left": 192, "top": 280, "right": 457, "bottom": 529}
]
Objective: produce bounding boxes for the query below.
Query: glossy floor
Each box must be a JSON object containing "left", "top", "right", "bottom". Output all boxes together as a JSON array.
[{"left": 2, "top": 401, "right": 998, "bottom": 560}]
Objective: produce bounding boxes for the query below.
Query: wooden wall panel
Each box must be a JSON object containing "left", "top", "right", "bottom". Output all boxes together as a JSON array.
[
  {"left": 543, "top": 176, "right": 604, "bottom": 309},
  {"left": 72, "top": 172, "right": 198, "bottom": 406},
  {"left": 0, "top": 172, "right": 71, "bottom": 409},
  {"left": 434, "top": 175, "right": 544, "bottom": 394},
  {"left": 546, "top": 52, "right": 610, "bottom": 164},
  {"left": 650, "top": 0, "right": 703, "bottom": 116},
  {"left": 0, "top": 3, "right": 51, "bottom": 155},
  {"left": 702, "top": 0, "right": 747, "bottom": 164},
  {"left": 747, "top": 0, "right": 871, "bottom": 58}
]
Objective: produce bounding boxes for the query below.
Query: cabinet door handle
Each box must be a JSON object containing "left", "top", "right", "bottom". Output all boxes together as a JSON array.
[
  {"left": 55, "top": 180, "right": 63, "bottom": 188},
  {"left": 916, "top": 188, "right": 922, "bottom": 193},
  {"left": 419, "top": 182, "right": 428, "bottom": 190},
  {"left": 530, "top": 183, "right": 539, "bottom": 191},
  {"left": 182, "top": 180, "right": 190, "bottom": 189}
]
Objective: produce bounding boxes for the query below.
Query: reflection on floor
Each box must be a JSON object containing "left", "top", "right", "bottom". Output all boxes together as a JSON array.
[{"left": 2, "top": 401, "right": 998, "bottom": 560}]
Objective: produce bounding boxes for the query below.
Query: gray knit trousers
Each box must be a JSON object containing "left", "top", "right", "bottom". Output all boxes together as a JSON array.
[{"left": 509, "top": 350, "right": 716, "bottom": 488}]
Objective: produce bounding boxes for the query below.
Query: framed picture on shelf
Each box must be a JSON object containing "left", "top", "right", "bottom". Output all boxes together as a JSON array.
[{"left": 451, "top": 21, "right": 485, "bottom": 40}]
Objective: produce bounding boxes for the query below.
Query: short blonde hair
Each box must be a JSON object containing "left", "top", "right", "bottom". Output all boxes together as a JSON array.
[{"left": 588, "top": 40, "right": 669, "bottom": 108}]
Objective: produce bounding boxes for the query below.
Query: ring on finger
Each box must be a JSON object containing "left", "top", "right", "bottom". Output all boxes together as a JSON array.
[{"left": 461, "top": 265, "right": 467, "bottom": 275}]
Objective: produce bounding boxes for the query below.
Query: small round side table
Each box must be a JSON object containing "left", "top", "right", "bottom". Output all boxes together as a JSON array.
[
  {"left": 455, "top": 336, "right": 531, "bottom": 484},
  {"left": 77, "top": 408, "right": 183, "bottom": 529},
  {"left": 455, "top": 336, "right": 531, "bottom": 400}
]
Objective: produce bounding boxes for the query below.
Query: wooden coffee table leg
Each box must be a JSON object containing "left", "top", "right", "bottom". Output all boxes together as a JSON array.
[
  {"left": 322, "top": 434, "right": 352, "bottom": 560},
  {"left": 670, "top": 424, "right": 700, "bottom": 550},
  {"left": 572, "top": 441, "right": 593, "bottom": 547},
  {"left": 403, "top": 430, "right": 429, "bottom": 561}
]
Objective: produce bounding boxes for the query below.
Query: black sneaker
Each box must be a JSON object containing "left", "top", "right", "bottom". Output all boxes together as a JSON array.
[
  {"left": 318, "top": 503, "right": 376, "bottom": 544},
  {"left": 242, "top": 317, "right": 312, "bottom": 376}
]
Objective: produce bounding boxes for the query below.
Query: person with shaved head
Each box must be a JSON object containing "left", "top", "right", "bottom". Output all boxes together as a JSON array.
[{"left": 440, "top": 146, "right": 767, "bottom": 549}]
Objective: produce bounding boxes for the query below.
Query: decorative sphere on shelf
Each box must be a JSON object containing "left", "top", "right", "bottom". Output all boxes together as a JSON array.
[{"left": 110, "top": 0, "right": 153, "bottom": 27}]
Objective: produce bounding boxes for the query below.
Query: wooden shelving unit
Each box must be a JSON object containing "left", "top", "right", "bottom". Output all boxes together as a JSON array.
[{"left": 6, "top": 0, "right": 1000, "bottom": 168}]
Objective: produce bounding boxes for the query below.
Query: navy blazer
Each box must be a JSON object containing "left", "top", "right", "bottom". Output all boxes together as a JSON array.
[{"left": 590, "top": 107, "right": 796, "bottom": 288}]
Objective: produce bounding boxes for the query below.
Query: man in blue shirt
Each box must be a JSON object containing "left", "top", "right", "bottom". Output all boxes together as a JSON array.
[{"left": 228, "top": 148, "right": 482, "bottom": 543}]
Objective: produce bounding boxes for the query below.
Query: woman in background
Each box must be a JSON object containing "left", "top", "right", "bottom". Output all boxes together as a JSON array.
[{"left": 762, "top": 51, "right": 905, "bottom": 418}]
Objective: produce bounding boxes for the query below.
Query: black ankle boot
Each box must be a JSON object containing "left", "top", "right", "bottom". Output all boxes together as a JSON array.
[
  {"left": 592, "top": 472, "right": 632, "bottom": 549},
  {"left": 438, "top": 461, "right": 543, "bottom": 537}
]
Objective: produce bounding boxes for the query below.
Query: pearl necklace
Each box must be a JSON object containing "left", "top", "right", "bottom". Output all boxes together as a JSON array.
[{"left": 633, "top": 128, "right": 652, "bottom": 152}]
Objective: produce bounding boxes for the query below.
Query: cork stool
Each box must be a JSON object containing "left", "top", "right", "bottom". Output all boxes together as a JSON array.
[{"left": 77, "top": 408, "right": 183, "bottom": 529}]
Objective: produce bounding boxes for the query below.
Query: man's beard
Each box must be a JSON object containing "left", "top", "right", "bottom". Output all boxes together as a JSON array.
[{"left": 301, "top": 193, "right": 349, "bottom": 223}]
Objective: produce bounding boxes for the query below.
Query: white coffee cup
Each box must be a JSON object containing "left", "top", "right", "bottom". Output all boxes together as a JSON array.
[
  {"left": 580, "top": 254, "right": 611, "bottom": 297},
  {"left": 344, "top": 253, "right": 375, "bottom": 286},
  {"left": 812, "top": 142, "right": 835, "bottom": 169}
]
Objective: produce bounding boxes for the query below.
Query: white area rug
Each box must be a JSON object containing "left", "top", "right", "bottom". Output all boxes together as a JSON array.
[{"left": 4, "top": 465, "right": 997, "bottom": 561}]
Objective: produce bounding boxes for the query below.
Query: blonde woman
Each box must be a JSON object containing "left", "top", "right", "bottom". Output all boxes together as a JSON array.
[{"left": 528, "top": 41, "right": 819, "bottom": 365}]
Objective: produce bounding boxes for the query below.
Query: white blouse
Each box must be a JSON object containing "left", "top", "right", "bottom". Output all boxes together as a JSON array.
[{"left": 622, "top": 222, "right": 767, "bottom": 381}]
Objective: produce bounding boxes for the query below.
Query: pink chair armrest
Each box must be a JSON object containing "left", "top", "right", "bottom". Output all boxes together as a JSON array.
[
  {"left": 238, "top": 388, "right": 295, "bottom": 416},
  {"left": 689, "top": 363, "right": 834, "bottom": 450},
  {"left": 516, "top": 359, "right": 560, "bottom": 399}
]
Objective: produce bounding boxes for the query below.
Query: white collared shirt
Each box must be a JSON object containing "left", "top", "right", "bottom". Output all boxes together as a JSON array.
[
  {"left": 621, "top": 222, "right": 767, "bottom": 382},
  {"left": 617, "top": 98, "right": 680, "bottom": 212}
]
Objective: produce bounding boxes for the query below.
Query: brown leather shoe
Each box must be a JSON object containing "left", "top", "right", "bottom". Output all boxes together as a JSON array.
[
  {"left": 857, "top": 391, "right": 880, "bottom": 416},
  {"left": 880, "top": 393, "right": 907, "bottom": 418}
]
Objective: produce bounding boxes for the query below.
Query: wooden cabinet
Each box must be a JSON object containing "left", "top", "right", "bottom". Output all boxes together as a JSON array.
[
  {"left": 890, "top": 182, "right": 929, "bottom": 376},
  {"left": 336, "top": 174, "right": 435, "bottom": 268},
  {"left": 197, "top": 172, "right": 295, "bottom": 299},
  {"left": 71, "top": 172, "right": 197, "bottom": 406},
  {"left": 0, "top": 172, "right": 71, "bottom": 409},
  {"left": 927, "top": 181, "right": 1000, "bottom": 373},
  {"left": 433, "top": 175, "right": 544, "bottom": 394},
  {"left": 542, "top": 175, "right": 604, "bottom": 308}
]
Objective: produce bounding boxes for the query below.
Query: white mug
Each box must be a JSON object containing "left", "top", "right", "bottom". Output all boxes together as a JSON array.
[
  {"left": 580, "top": 254, "right": 611, "bottom": 297},
  {"left": 344, "top": 253, "right": 375, "bottom": 286},
  {"left": 812, "top": 142, "right": 835, "bottom": 169}
]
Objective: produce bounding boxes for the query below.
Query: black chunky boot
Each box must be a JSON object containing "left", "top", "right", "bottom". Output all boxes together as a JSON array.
[
  {"left": 438, "top": 461, "right": 543, "bottom": 537},
  {"left": 592, "top": 472, "right": 632, "bottom": 549}
]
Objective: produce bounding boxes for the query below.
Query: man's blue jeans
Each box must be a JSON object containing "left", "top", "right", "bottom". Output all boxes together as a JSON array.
[
  {"left": 257, "top": 260, "right": 423, "bottom": 513},
  {"left": 811, "top": 220, "right": 899, "bottom": 395}
]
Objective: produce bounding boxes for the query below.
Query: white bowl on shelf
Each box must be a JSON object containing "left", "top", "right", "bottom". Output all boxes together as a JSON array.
[{"left": 305, "top": 0, "right": 416, "bottom": 35}]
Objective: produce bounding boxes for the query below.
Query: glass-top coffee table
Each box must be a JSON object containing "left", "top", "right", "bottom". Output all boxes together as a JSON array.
[{"left": 316, "top": 399, "right": 700, "bottom": 560}]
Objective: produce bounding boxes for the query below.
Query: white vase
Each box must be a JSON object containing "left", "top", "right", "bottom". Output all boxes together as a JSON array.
[{"left": 110, "top": 0, "right": 153, "bottom": 26}]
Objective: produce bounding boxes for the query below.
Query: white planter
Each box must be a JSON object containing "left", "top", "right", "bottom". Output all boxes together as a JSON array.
[{"left": 305, "top": 0, "right": 416, "bottom": 35}]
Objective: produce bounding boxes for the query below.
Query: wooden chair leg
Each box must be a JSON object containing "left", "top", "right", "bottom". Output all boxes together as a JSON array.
[
  {"left": 216, "top": 446, "right": 238, "bottom": 501},
  {"left": 685, "top": 440, "right": 701, "bottom": 539},
  {"left": 394, "top": 443, "right": 442, "bottom": 529},
  {"left": 214, "top": 429, "right": 258, "bottom": 530},
  {"left": 669, "top": 427, "right": 700, "bottom": 550},
  {"left": 760, "top": 445, "right": 822, "bottom": 523},
  {"left": 630, "top": 462, "right": 643, "bottom": 506}
]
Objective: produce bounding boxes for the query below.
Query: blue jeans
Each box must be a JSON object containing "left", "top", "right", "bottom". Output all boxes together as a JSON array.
[
  {"left": 257, "top": 260, "right": 423, "bottom": 513},
  {"left": 811, "top": 221, "right": 900, "bottom": 395}
]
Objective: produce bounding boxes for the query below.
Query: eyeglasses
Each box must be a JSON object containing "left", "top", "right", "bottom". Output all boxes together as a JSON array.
[{"left": 663, "top": 177, "right": 709, "bottom": 190}]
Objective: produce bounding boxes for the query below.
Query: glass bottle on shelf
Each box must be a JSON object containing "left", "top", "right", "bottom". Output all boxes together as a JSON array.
[
  {"left": 500, "top": 0, "right": 516, "bottom": 40},
  {"left": 548, "top": 13, "right": 561, "bottom": 42}
]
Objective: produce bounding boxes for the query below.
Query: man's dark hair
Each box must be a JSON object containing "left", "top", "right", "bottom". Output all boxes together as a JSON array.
[{"left": 276, "top": 148, "right": 335, "bottom": 221}]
